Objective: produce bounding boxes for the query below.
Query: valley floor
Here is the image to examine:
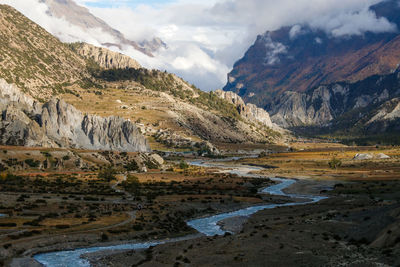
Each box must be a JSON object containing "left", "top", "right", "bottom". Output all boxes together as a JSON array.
[
  {"left": 93, "top": 180, "right": 400, "bottom": 267},
  {"left": 0, "top": 144, "right": 399, "bottom": 266}
]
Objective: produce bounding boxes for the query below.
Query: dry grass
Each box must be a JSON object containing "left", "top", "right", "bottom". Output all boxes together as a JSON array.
[{"left": 242, "top": 146, "right": 400, "bottom": 181}]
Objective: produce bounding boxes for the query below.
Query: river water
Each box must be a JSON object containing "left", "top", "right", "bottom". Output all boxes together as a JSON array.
[{"left": 34, "top": 159, "right": 327, "bottom": 267}]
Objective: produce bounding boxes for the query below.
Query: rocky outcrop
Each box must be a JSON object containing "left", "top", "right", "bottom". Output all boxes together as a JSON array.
[
  {"left": 270, "top": 89, "right": 335, "bottom": 128},
  {"left": 0, "top": 79, "right": 149, "bottom": 152},
  {"left": 353, "top": 153, "right": 373, "bottom": 160},
  {"left": 72, "top": 43, "right": 141, "bottom": 69},
  {"left": 153, "top": 130, "right": 220, "bottom": 155},
  {"left": 215, "top": 89, "right": 275, "bottom": 129},
  {"left": 367, "top": 98, "right": 400, "bottom": 125},
  {"left": 139, "top": 37, "right": 167, "bottom": 54},
  {"left": 269, "top": 67, "right": 400, "bottom": 134},
  {"left": 353, "top": 153, "right": 390, "bottom": 160}
]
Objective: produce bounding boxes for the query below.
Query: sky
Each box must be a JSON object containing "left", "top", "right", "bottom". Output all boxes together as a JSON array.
[{"left": 0, "top": 0, "right": 397, "bottom": 91}]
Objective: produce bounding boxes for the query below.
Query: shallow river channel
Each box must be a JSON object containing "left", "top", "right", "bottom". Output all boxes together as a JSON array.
[{"left": 34, "top": 159, "right": 327, "bottom": 267}]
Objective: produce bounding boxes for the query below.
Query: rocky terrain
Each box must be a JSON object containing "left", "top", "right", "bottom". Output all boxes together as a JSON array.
[
  {"left": 215, "top": 90, "right": 277, "bottom": 130},
  {"left": 70, "top": 43, "right": 141, "bottom": 70},
  {"left": 0, "top": 145, "right": 163, "bottom": 174},
  {"left": 0, "top": 79, "right": 149, "bottom": 152},
  {"left": 223, "top": 0, "right": 400, "bottom": 140},
  {"left": 0, "top": 4, "right": 284, "bottom": 150},
  {"left": 268, "top": 67, "right": 400, "bottom": 140},
  {"left": 41, "top": 0, "right": 165, "bottom": 56}
]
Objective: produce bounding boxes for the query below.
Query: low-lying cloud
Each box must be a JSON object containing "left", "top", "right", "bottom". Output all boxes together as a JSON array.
[{"left": 0, "top": 0, "right": 397, "bottom": 91}]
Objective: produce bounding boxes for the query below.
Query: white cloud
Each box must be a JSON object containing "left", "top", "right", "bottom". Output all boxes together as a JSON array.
[
  {"left": 309, "top": 7, "right": 397, "bottom": 37},
  {"left": 262, "top": 34, "right": 288, "bottom": 65},
  {"left": 0, "top": 0, "right": 397, "bottom": 91},
  {"left": 289, "top": 25, "right": 304, "bottom": 40},
  {"left": 0, "top": 0, "right": 119, "bottom": 46}
]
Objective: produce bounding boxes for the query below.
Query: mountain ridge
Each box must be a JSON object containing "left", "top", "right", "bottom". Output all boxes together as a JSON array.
[
  {"left": 0, "top": 5, "right": 285, "bottom": 151},
  {"left": 0, "top": 4, "right": 89, "bottom": 100},
  {"left": 224, "top": 0, "right": 400, "bottom": 109},
  {"left": 40, "top": 0, "right": 166, "bottom": 56}
]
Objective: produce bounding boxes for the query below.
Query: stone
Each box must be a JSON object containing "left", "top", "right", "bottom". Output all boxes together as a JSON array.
[
  {"left": 376, "top": 153, "right": 390, "bottom": 159},
  {"left": 150, "top": 154, "right": 164, "bottom": 166},
  {"left": 0, "top": 79, "right": 150, "bottom": 152},
  {"left": 353, "top": 153, "right": 373, "bottom": 160}
]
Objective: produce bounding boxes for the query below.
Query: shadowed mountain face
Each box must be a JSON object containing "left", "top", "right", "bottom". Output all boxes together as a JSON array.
[
  {"left": 224, "top": 0, "right": 400, "bottom": 109},
  {"left": 269, "top": 67, "right": 400, "bottom": 134},
  {"left": 40, "top": 0, "right": 166, "bottom": 56}
]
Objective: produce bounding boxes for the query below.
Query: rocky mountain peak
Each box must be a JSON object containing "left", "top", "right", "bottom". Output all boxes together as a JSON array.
[
  {"left": 224, "top": 0, "right": 400, "bottom": 108},
  {"left": 71, "top": 43, "right": 141, "bottom": 69},
  {"left": 40, "top": 0, "right": 164, "bottom": 56},
  {"left": 215, "top": 89, "right": 276, "bottom": 130}
]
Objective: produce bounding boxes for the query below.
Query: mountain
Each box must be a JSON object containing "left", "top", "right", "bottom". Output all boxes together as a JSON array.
[
  {"left": 271, "top": 66, "right": 400, "bottom": 127},
  {"left": 224, "top": 0, "right": 400, "bottom": 110},
  {"left": 40, "top": 0, "right": 166, "bottom": 56},
  {"left": 270, "top": 67, "right": 400, "bottom": 144},
  {"left": 0, "top": 4, "right": 283, "bottom": 151},
  {"left": 0, "top": 4, "right": 88, "bottom": 100}
]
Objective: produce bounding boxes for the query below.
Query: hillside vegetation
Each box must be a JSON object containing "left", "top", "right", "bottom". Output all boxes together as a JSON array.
[
  {"left": 0, "top": 5, "right": 283, "bottom": 149},
  {"left": 0, "top": 5, "right": 88, "bottom": 100}
]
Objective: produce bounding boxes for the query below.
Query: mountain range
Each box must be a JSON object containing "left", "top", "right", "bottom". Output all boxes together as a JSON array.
[
  {"left": 40, "top": 0, "right": 166, "bottom": 56},
  {"left": 0, "top": 4, "right": 283, "bottom": 152},
  {"left": 224, "top": 0, "right": 400, "bottom": 143}
]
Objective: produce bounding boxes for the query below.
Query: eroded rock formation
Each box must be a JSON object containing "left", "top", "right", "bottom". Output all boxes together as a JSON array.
[{"left": 0, "top": 79, "right": 149, "bottom": 152}]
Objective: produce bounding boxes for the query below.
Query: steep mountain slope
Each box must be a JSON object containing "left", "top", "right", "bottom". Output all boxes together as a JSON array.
[
  {"left": 41, "top": 0, "right": 166, "bottom": 56},
  {"left": 271, "top": 67, "right": 400, "bottom": 143},
  {"left": 0, "top": 4, "right": 88, "bottom": 100},
  {"left": 63, "top": 66, "right": 283, "bottom": 148},
  {"left": 224, "top": 0, "right": 400, "bottom": 109},
  {"left": 0, "top": 79, "right": 149, "bottom": 152},
  {"left": 0, "top": 5, "right": 283, "bottom": 149}
]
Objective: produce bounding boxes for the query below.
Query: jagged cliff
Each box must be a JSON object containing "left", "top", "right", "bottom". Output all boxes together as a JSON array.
[
  {"left": 70, "top": 43, "right": 141, "bottom": 70},
  {"left": 0, "top": 79, "right": 149, "bottom": 152},
  {"left": 215, "top": 90, "right": 276, "bottom": 129},
  {"left": 269, "top": 67, "right": 400, "bottom": 136}
]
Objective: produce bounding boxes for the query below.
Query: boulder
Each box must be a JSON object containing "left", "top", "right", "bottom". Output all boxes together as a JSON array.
[
  {"left": 198, "top": 141, "right": 220, "bottom": 156},
  {"left": 353, "top": 153, "right": 373, "bottom": 160},
  {"left": 376, "top": 153, "right": 390, "bottom": 159},
  {"left": 150, "top": 154, "right": 164, "bottom": 166}
]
